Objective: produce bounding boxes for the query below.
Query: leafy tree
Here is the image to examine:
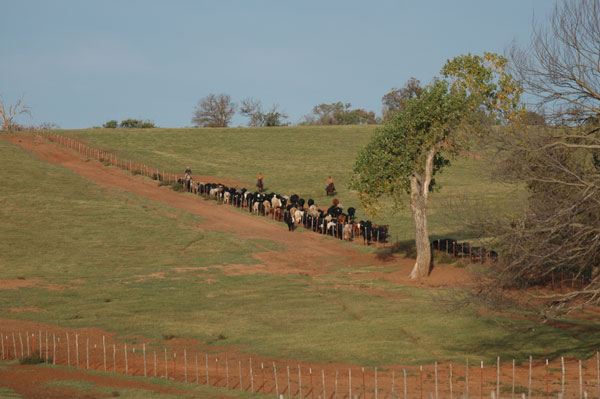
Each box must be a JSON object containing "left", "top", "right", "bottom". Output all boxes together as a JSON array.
[
  {"left": 0, "top": 94, "right": 31, "bottom": 131},
  {"left": 192, "top": 94, "right": 235, "bottom": 127},
  {"left": 302, "top": 102, "right": 378, "bottom": 125},
  {"left": 351, "top": 53, "right": 522, "bottom": 279},
  {"left": 117, "top": 119, "right": 155, "bottom": 128},
  {"left": 381, "top": 77, "right": 423, "bottom": 121},
  {"left": 240, "top": 98, "right": 288, "bottom": 127},
  {"left": 103, "top": 120, "right": 118, "bottom": 128}
]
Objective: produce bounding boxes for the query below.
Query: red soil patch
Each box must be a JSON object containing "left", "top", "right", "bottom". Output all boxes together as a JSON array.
[
  {"left": 9, "top": 307, "right": 44, "bottom": 313},
  {"left": 0, "top": 279, "right": 37, "bottom": 290},
  {"left": 0, "top": 279, "right": 68, "bottom": 291},
  {"left": 0, "top": 362, "right": 202, "bottom": 399}
]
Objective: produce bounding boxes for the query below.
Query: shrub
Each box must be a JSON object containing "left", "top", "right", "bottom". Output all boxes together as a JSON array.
[
  {"left": 171, "top": 183, "right": 184, "bottom": 192},
  {"left": 103, "top": 120, "right": 118, "bottom": 129},
  {"left": 119, "top": 119, "right": 155, "bottom": 128},
  {"left": 19, "top": 351, "right": 49, "bottom": 365}
]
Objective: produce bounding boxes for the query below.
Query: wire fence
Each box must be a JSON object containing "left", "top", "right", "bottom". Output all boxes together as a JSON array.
[{"left": 1, "top": 330, "right": 599, "bottom": 399}]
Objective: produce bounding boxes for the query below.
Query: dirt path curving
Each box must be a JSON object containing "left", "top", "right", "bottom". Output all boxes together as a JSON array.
[{"left": 3, "top": 133, "right": 472, "bottom": 288}]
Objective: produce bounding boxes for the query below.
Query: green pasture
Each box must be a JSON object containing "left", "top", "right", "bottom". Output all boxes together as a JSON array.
[
  {"left": 1, "top": 138, "right": 598, "bottom": 368},
  {"left": 63, "top": 125, "right": 524, "bottom": 242}
]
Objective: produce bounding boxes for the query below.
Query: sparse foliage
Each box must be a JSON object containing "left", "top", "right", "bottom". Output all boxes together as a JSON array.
[
  {"left": 509, "top": 0, "right": 600, "bottom": 122},
  {"left": 192, "top": 93, "right": 235, "bottom": 127},
  {"left": 479, "top": 0, "right": 600, "bottom": 313},
  {"left": 0, "top": 95, "right": 32, "bottom": 131},
  {"left": 381, "top": 77, "right": 423, "bottom": 121},
  {"left": 240, "top": 98, "right": 288, "bottom": 127}
]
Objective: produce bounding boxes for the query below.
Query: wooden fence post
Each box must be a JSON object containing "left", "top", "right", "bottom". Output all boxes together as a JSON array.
[
  {"left": 348, "top": 369, "right": 351, "bottom": 399},
  {"left": 579, "top": 360, "right": 583, "bottom": 399},
  {"left": 274, "top": 362, "right": 280, "bottom": 398},
  {"left": 164, "top": 348, "right": 168, "bottom": 379},
  {"left": 143, "top": 344, "right": 147, "bottom": 377},
  {"left": 466, "top": 359, "right": 470, "bottom": 399},
  {"left": 226, "top": 357, "right": 230, "bottom": 389},
  {"left": 102, "top": 336, "right": 106, "bottom": 371},
  {"left": 450, "top": 363, "right": 453, "bottom": 399},
  {"left": 420, "top": 366, "right": 423, "bottom": 399},
  {"left": 561, "top": 357, "right": 565, "bottom": 398},
  {"left": 528, "top": 356, "right": 532, "bottom": 399},
  {"left": 512, "top": 359, "right": 515, "bottom": 399},
  {"left": 18, "top": 332, "right": 24, "bottom": 358},
  {"left": 375, "top": 367, "right": 378, "bottom": 399},
  {"left": 205, "top": 354, "right": 209, "bottom": 386},
  {"left": 435, "top": 362, "right": 438, "bottom": 399},
  {"left": 124, "top": 343, "right": 128, "bottom": 375},
  {"left": 288, "top": 366, "right": 292, "bottom": 399},
  {"left": 239, "top": 360, "right": 243, "bottom": 391},
  {"left": 250, "top": 358, "right": 254, "bottom": 392},
  {"left": 66, "top": 333, "right": 70, "bottom": 366},
  {"left": 497, "top": 357, "right": 500, "bottom": 399}
]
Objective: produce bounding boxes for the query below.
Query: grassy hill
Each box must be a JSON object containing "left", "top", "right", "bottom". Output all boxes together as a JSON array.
[{"left": 1, "top": 135, "right": 598, "bottom": 369}]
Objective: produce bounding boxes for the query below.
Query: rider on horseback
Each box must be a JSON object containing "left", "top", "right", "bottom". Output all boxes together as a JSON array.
[
  {"left": 257, "top": 172, "right": 264, "bottom": 192},
  {"left": 184, "top": 166, "right": 192, "bottom": 177},
  {"left": 326, "top": 176, "right": 335, "bottom": 195}
]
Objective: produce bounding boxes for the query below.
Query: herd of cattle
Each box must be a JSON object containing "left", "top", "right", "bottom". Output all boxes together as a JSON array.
[
  {"left": 177, "top": 177, "right": 390, "bottom": 244},
  {"left": 174, "top": 176, "right": 497, "bottom": 262},
  {"left": 432, "top": 238, "right": 498, "bottom": 263}
]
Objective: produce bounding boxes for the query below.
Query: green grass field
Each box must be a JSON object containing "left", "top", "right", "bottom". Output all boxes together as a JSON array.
[
  {"left": 1, "top": 135, "right": 599, "bottom": 369},
  {"left": 63, "top": 125, "right": 525, "bottom": 242}
]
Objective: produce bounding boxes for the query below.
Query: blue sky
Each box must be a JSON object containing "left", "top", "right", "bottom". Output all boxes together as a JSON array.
[{"left": 1, "top": 1, "right": 556, "bottom": 128}]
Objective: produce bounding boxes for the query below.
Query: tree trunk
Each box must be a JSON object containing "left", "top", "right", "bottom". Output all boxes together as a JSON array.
[
  {"left": 408, "top": 146, "right": 436, "bottom": 279},
  {"left": 409, "top": 186, "right": 431, "bottom": 278}
]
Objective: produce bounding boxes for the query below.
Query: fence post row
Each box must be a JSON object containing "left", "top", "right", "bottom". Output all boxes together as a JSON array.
[{"left": 6, "top": 331, "right": 599, "bottom": 398}]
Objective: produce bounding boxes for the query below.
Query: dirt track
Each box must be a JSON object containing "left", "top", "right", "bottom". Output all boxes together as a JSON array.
[{"left": 3, "top": 133, "right": 470, "bottom": 287}]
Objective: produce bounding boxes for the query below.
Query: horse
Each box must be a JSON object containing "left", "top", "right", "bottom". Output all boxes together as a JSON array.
[
  {"left": 326, "top": 183, "right": 335, "bottom": 196},
  {"left": 256, "top": 179, "right": 264, "bottom": 192},
  {"left": 184, "top": 173, "right": 193, "bottom": 192}
]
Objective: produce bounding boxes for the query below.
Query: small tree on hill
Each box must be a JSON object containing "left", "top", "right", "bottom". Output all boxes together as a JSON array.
[
  {"left": 192, "top": 94, "right": 235, "bottom": 127},
  {"left": 240, "top": 98, "right": 288, "bottom": 127},
  {"left": 302, "top": 102, "right": 378, "bottom": 125},
  {"left": 0, "top": 95, "right": 32, "bottom": 131},
  {"left": 103, "top": 120, "right": 118, "bottom": 128},
  {"left": 381, "top": 77, "right": 423, "bottom": 121},
  {"left": 350, "top": 53, "right": 522, "bottom": 279}
]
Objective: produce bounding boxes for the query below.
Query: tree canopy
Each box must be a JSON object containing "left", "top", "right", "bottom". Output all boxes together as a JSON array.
[
  {"left": 302, "top": 102, "right": 378, "bottom": 125},
  {"left": 192, "top": 94, "right": 235, "bottom": 127}
]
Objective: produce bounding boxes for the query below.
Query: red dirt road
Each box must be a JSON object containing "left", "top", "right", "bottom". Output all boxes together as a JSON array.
[{"left": 3, "top": 133, "right": 470, "bottom": 287}]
